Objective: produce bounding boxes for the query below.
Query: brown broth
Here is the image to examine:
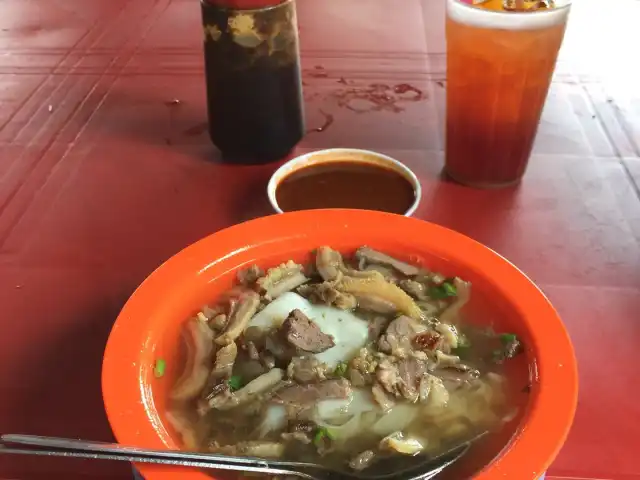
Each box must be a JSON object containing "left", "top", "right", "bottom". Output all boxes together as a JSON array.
[{"left": 275, "top": 161, "right": 416, "bottom": 214}]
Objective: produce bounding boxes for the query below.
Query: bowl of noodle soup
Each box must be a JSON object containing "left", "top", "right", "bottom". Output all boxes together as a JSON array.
[{"left": 102, "top": 209, "right": 577, "bottom": 480}]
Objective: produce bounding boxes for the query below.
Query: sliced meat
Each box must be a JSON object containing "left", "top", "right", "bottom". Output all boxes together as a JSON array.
[
  {"left": 170, "top": 318, "right": 216, "bottom": 401},
  {"left": 240, "top": 441, "right": 285, "bottom": 458},
  {"left": 256, "top": 260, "right": 309, "bottom": 299},
  {"left": 421, "top": 374, "right": 449, "bottom": 408},
  {"left": 432, "top": 364, "right": 480, "bottom": 389},
  {"left": 200, "top": 304, "right": 222, "bottom": 320},
  {"left": 361, "top": 264, "right": 400, "bottom": 283},
  {"left": 242, "top": 325, "right": 265, "bottom": 344},
  {"left": 378, "top": 315, "right": 427, "bottom": 355},
  {"left": 273, "top": 378, "right": 352, "bottom": 405},
  {"left": 355, "top": 293, "right": 398, "bottom": 315},
  {"left": 208, "top": 368, "right": 285, "bottom": 410},
  {"left": 349, "top": 450, "right": 377, "bottom": 470},
  {"left": 211, "top": 342, "right": 238, "bottom": 378},
  {"left": 280, "top": 309, "right": 335, "bottom": 353},
  {"left": 349, "top": 348, "right": 378, "bottom": 386},
  {"left": 209, "top": 441, "right": 285, "bottom": 458},
  {"left": 261, "top": 352, "right": 276, "bottom": 369},
  {"left": 371, "top": 382, "right": 395, "bottom": 411},
  {"left": 349, "top": 369, "right": 370, "bottom": 387},
  {"left": 315, "top": 246, "right": 344, "bottom": 282},
  {"left": 281, "top": 431, "right": 312, "bottom": 444},
  {"left": 337, "top": 273, "right": 423, "bottom": 320},
  {"left": 375, "top": 360, "right": 402, "bottom": 398},
  {"left": 197, "top": 343, "right": 240, "bottom": 414},
  {"left": 237, "top": 265, "right": 264, "bottom": 286},
  {"left": 216, "top": 291, "right": 261, "bottom": 345},
  {"left": 287, "top": 356, "right": 329, "bottom": 383},
  {"left": 232, "top": 358, "right": 268, "bottom": 384},
  {"left": 355, "top": 246, "right": 421, "bottom": 276},
  {"left": 398, "top": 279, "right": 429, "bottom": 300},
  {"left": 281, "top": 420, "right": 316, "bottom": 445},
  {"left": 379, "top": 432, "right": 425, "bottom": 455},
  {"left": 376, "top": 358, "right": 429, "bottom": 403},
  {"left": 397, "top": 358, "right": 429, "bottom": 402},
  {"left": 315, "top": 246, "right": 378, "bottom": 282},
  {"left": 416, "top": 300, "right": 444, "bottom": 319},
  {"left": 368, "top": 316, "right": 390, "bottom": 342},
  {"left": 265, "top": 330, "right": 296, "bottom": 363},
  {"left": 297, "top": 282, "right": 358, "bottom": 310},
  {"left": 208, "top": 313, "right": 228, "bottom": 331},
  {"left": 199, "top": 379, "right": 232, "bottom": 415},
  {"left": 245, "top": 340, "right": 260, "bottom": 361}
]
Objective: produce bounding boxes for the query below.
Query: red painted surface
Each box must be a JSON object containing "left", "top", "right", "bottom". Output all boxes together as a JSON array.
[{"left": 0, "top": 0, "right": 639, "bottom": 479}]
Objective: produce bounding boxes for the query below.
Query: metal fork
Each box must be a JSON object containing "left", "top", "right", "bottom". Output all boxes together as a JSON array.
[{"left": 0, "top": 433, "right": 478, "bottom": 480}]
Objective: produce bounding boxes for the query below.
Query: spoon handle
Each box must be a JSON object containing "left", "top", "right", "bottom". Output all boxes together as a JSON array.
[{"left": 0, "top": 435, "right": 320, "bottom": 480}]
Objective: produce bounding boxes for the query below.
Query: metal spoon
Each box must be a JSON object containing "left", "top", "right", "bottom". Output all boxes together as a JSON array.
[{"left": 0, "top": 432, "right": 483, "bottom": 480}]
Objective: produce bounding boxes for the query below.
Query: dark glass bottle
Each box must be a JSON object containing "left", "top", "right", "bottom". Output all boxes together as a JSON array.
[{"left": 201, "top": 0, "right": 305, "bottom": 164}]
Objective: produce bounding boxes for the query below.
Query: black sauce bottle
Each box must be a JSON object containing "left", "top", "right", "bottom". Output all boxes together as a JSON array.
[{"left": 201, "top": 0, "right": 305, "bottom": 164}]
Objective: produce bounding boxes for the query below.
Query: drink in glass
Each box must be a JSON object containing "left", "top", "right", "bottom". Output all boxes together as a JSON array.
[{"left": 445, "top": 0, "right": 571, "bottom": 187}]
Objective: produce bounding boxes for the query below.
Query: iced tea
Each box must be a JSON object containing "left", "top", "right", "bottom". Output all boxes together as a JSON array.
[{"left": 445, "top": 0, "right": 571, "bottom": 187}]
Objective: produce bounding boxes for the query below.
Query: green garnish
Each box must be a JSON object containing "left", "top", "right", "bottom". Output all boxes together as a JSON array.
[
  {"left": 228, "top": 375, "right": 243, "bottom": 391},
  {"left": 451, "top": 345, "right": 470, "bottom": 359},
  {"left": 313, "top": 427, "right": 335, "bottom": 447},
  {"left": 428, "top": 281, "right": 458, "bottom": 299},
  {"left": 154, "top": 359, "right": 166, "bottom": 378},
  {"left": 499, "top": 333, "right": 518, "bottom": 344},
  {"left": 334, "top": 362, "right": 348, "bottom": 377}
]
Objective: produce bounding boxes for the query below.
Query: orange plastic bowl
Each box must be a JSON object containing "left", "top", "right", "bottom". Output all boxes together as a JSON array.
[{"left": 102, "top": 209, "right": 578, "bottom": 480}]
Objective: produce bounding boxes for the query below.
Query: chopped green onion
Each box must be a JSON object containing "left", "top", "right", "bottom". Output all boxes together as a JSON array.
[
  {"left": 334, "top": 361, "right": 348, "bottom": 377},
  {"left": 451, "top": 345, "right": 470, "bottom": 359},
  {"left": 154, "top": 359, "right": 166, "bottom": 378},
  {"left": 428, "top": 281, "right": 458, "bottom": 299},
  {"left": 442, "top": 281, "right": 457, "bottom": 296},
  {"left": 499, "top": 333, "right": 518, "bottom": 345},
  {"left": 228, "top": 375, "right": 243, "bottom": 391},
  {"left": 313, "top": 427, "right": 335, "bottom": 447}
]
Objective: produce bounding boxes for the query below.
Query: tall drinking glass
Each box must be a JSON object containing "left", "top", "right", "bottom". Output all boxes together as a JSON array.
[{"left": 445, "top": 1, "right": 572, "bottom": 188}]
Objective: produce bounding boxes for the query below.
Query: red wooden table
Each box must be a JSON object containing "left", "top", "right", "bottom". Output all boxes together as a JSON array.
[{"left": 1, "top": 0, "right": 639, "bottom": 479}]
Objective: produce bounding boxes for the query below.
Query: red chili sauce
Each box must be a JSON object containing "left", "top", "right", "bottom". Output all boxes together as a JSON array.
[{"left": 275, "top": 161, "right": 416, "bottom": 214}]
